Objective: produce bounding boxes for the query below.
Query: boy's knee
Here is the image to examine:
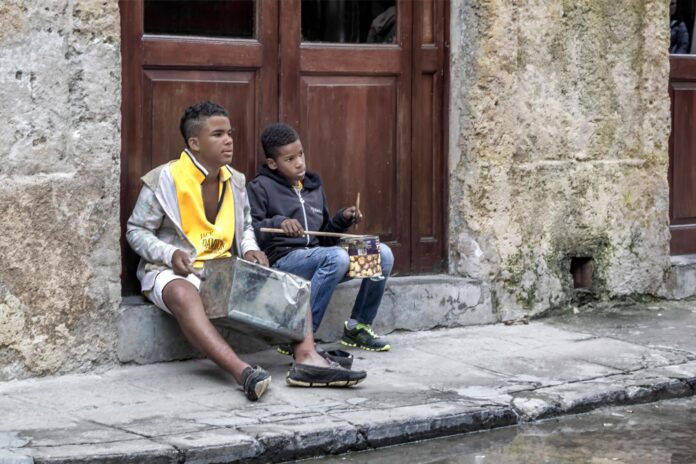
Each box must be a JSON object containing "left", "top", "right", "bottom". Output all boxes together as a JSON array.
[
  {"left": 323, "top": 247, "right": 350, "bottom": 274},
  {"left": 379, "top": 244, "right": 394, "bottom": 274},
  {"left": 162, "top": 280, "right": 200, "bottom": 314}
]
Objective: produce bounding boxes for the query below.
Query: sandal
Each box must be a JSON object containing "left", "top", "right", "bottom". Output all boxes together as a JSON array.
[{"left": 241, "top": 365, "right": 271, "bottom": 401}]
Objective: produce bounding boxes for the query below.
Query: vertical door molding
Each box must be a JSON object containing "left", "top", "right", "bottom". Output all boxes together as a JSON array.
[{"left": 410, "top": 0, "right": 447, "bottom": 272}]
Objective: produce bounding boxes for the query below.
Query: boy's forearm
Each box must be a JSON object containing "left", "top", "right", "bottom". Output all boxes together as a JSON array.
[
  {"left": 324, "top": 208, "right": 352, "bottom": 232},
  {"left": 126, "top": 225, "right": 177, "bottom": 267},
  {"left": 240, "top": 197, "right": 261, "bottom": 255}
]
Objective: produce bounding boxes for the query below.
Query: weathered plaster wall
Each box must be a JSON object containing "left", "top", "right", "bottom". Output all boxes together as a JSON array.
[
  {"left": 0, "top": 1, "right": 121, "bottom": 379},
  {"left": 449, "top": 0, "right": 671, "bottom": 318}
]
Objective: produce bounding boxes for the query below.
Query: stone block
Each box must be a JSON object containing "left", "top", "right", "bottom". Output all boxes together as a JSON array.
[
  {"left": 155, "top": 429, "right": 261, "bottom": 464},
  {"left": 118, "top": 276, "right": 493, "bottom": 365},
  {"left": 315, "top": 275, "right": 494, "bottom": 342},
  {"left": 117, "top": 300, "right": 199, "bottom": 364},
  {"left": 659, "top": 255, "right": 696, "bottom": 300},
  {"left": 0, "top": 450, "right": 32, "bottom": 464}
]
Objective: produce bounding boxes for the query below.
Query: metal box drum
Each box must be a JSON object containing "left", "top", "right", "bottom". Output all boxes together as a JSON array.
[
  {"left": 340, "top": 235, "right": 382, "bottom": 278},
  {"left": 199, "top": 257, "right": 309, "bottom": 343}
]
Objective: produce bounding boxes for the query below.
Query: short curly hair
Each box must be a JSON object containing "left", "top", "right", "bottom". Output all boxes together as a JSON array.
[
  {"left": 260, "top": 123, "right": 300, "bottom": 159},
  {"left": 179, "top": 101, "right": 229, "bottom": 148}
]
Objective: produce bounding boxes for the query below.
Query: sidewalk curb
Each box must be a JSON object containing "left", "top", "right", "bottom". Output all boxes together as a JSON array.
[{"left": 23, "top": 366, "right": 696, "bottom": 463}]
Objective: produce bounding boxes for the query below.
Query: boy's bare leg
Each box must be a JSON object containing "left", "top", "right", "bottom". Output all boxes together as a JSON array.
[
  {"left": 292, "top": 308, "right": 331, "bottom": 367},
  {"left": 163, "top": 280, "right": 250, "bottom": 384}
]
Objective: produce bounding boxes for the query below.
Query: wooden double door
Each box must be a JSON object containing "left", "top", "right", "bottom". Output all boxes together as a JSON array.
[{"left": 120, "top": 0, "right": 448, "bottom": 293}]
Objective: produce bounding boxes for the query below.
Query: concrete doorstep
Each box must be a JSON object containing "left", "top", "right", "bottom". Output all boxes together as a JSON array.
[
  {"left": 117, "top": 275, "right": 495, "bottom": 364},
  {"left": 2, "top": 300, "right": 696, "bottom": 463}
]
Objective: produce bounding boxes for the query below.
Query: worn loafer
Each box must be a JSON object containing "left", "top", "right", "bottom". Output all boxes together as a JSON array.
[
  {"left": 241, "top": 365, "right": 272, "bottom": 401},
  {"left": 286, "top": 362, "right": 366, "bottom": 387}
]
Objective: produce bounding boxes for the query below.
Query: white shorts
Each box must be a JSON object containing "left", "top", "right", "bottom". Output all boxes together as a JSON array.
[{"left": 145, "top": 269, "right": 201, "bottom": 314}]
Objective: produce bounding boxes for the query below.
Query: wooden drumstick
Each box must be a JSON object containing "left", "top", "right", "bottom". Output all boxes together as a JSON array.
[
  {"left": 355, "top": 192, "right": 361, "bottom": 230},
  {"left": 259, "top": 227, "right": 366, "bottom": 239}
]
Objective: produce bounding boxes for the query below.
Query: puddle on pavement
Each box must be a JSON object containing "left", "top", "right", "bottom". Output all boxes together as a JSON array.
[{"left": 300, "top": 397, "right": 696, "bottom": 464}]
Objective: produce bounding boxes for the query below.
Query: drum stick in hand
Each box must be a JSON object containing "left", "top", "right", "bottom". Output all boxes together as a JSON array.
[{"left": 259, "top": 227, "right": 365, "bottom": 239}]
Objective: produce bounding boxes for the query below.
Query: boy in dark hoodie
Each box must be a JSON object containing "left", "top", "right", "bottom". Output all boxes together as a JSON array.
[{"left": 247, "top": 123, "right": 393, "bottom": 352}]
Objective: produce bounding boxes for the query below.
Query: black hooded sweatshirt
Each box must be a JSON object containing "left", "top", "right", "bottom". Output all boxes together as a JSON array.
[{"left": 246, "top": 165, "right": 353, "bottom": 265}]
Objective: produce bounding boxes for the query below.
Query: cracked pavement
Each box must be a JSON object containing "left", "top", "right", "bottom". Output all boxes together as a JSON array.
[{"left": 2, "top": 300, "right": 696, "bottom": 463}]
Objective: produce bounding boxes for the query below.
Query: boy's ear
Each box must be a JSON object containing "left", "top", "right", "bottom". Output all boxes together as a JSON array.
[
  {"left": 188, "top": 136, "right": 200, "bottom": 152},
  {"left": 266, "top": 157, "right": 278, "bottom": 170}
]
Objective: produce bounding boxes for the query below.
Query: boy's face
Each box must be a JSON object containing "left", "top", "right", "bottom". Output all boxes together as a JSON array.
[
  {"left": 188, "top": 115, "right": 234, "bottom": 171},
  {"left": 267, "top": 139, "right": 306, "bottom": 183}
]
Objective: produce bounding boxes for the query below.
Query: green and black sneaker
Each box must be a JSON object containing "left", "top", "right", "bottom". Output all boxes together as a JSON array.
[
  {"left": 277, "top": 343, "right": 293, "bottom": 356},
  {"left": 340, "top": 322, "right": 391, "bottom": 352}
]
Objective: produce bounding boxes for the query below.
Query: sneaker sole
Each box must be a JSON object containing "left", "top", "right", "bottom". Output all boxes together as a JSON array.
[
  {"left": 253, "top": 376, "right": 272, "bottom": 400},
  {"left": 285, "top": 376, "right": 364, "bottom": 387},
  {"left": 340, "top": 339, "right": 391, "bottom": 352}
]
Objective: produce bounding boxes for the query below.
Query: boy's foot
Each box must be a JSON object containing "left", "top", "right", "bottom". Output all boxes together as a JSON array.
[
  {"left": 241, "top": 366, "right": 272, "bottom": 401},
  {"left": 277, "top": 343, "right": 353, "bottom": 369},
  {"left": 340, "top": 322, "right": 391, "bottom": 352},
  {"left": 286, "top": 362, "right": 366, "bottom": 387}
]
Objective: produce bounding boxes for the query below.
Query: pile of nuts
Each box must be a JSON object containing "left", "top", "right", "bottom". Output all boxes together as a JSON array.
[{"left": 347, "top": 253, "right": 382, "bottom": 278}]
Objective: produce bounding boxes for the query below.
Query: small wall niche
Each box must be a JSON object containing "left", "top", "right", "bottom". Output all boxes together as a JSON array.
[{"left": 570, "top": 257, "right": 594, "bottom": 289}]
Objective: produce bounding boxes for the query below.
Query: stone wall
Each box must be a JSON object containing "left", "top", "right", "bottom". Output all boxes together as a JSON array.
[
  {"left": 0, "top": 0, "right": 674, "bottom": 380},
  {"left": 448, "top": 0, "right": 672, "bottom": 318},
  {"left": 0, "top": 0, "right": 121, "bottom": 379}
]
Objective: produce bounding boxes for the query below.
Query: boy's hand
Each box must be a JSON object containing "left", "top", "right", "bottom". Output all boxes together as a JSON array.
[
  {"left": 343, "top": 206, "right": 363, "bottom": 224},
  {"left": 280, "top": 218, "right": 305, "bottom": 237},
  {"left": 172, "top": 249, "right": 196, "bottom": 276},
  {"left": 244, "top": 250, "right": 269, "bottom": 267}
]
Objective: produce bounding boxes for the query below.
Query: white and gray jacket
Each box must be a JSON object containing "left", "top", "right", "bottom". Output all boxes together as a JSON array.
[{"left": 126, "top": 161, "right": 260, "bottom": 293}]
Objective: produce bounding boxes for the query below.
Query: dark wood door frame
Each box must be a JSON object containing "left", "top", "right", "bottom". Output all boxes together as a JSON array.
[{"left": 119, "top": 0, "right": 279, "bottom": 293}]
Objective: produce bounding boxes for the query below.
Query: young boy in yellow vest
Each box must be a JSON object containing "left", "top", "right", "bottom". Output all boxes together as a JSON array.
[{"left": 127, "top": 101, "right": 366, "bottom": 401}]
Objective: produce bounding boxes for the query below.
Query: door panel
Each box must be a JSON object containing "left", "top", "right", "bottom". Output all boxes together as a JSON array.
[
  {"left": 280, "top": 0, "right": 412, "bottom": 272},
  {"left": 301, "top": 48, "right": 402, "bottom": 73},
  {"left": 144, "top": 70, "right": 257, "bottom": 172},
  {"left": 669, "top": 59, "right": 696, "bottom": 254},
  {"left": 143, "top": 40, "right": 264, "bottom": 67},
  {"left": 300, "top": 76, "right": 400, "bottom": 241},
  {"left": 669, "top": 3, "right": 696, "bottom": 255}
]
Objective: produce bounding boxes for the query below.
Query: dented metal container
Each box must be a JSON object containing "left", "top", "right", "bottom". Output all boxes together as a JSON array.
[{"left": 199, "top": 257, "right": 309, "bottom": 343}]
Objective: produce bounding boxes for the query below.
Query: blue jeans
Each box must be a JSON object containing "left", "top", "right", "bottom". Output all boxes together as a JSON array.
[{"left": 273, "top": 244, "right": 394, "bottom": 332}]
